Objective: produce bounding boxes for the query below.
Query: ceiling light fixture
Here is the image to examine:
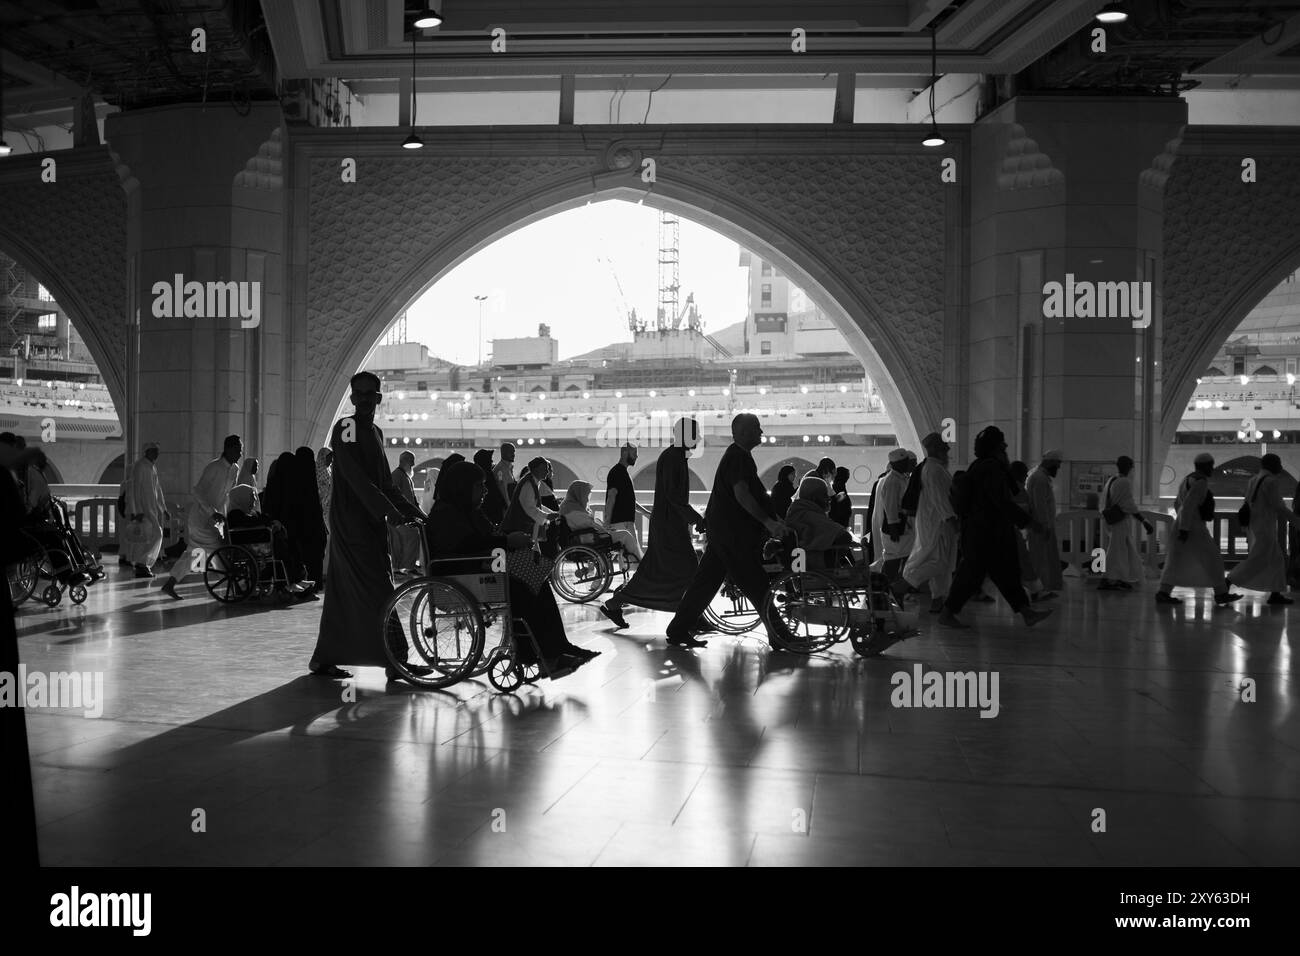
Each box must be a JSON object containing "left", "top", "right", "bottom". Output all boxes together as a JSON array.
[
  {"left": 402, "top": 35, "right": 424, "bottom": 149},
  {"left": 413, "top": 5, "right": 443, "bottom": 29},
  {"left": 922, "top": 25, "right": 945, "bottom": 148},
  {"left": 1094, "top": 3, "right": 1128, "bottom": 24}
]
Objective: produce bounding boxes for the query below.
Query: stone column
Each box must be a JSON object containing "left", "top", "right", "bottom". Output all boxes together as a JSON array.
[
  {"left": 967, "top": 95, "right": 1186, "bottom": 504},
  {"left": 105, "top": 103, "right": 284, "bottom": 504}
]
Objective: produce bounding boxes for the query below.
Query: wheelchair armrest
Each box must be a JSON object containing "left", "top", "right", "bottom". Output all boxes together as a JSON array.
[{"left": 424, "top": 554, "right": 496, "bottom": 573}]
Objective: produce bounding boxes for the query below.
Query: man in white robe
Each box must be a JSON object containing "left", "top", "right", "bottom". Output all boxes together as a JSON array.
[
  {"left": 123, "top": 443, "right": 167, "bottom": 578},
  {"left": 159, "top": 435, "right": 241, "bottom": 599},
  {"left": 1227, "top": 453, "right": 1300, "bottom": 604},
  {"left": 1025, "top": 450, "right": 1064, "bottom": 595},
  {"left": 1156, "top": 452, "right": 1240, "bottom": 606},
  {"left": 896, "top": 433, "right": 957, "bottom": 612},
  {"left": 870, "top": 448, "right": 916, "bottom": 582},
  {"left": 1098, "top": 455, "right": 1153, "bottom": 590}
]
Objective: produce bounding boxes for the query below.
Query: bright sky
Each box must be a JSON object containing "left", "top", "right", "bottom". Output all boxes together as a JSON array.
[{"left": 403, "top": 199, "right": 751, "bottom": 363}]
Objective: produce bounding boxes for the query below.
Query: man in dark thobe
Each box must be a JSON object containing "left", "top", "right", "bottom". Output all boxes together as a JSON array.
[
  {"left": 665, "top": 413, "right": 791, "bottom": 648},
  {"left": 308, "top": 372, "right": 429, "bottom": 680},
  {"left": 600, "top": 418, "right": 705, "bottom": 628}
]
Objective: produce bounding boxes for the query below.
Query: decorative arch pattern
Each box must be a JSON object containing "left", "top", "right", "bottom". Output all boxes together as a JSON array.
[{"left": 290, "top": 128, "right": 958, "bottom": 453}]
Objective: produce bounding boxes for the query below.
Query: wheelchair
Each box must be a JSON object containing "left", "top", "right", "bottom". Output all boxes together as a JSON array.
[
  {"left": 550, "top": 521, "right": 635, "bottom": 604},
  {"left": 763, "top": 543, "right": 918, "bottom": 657},
  {"left": 695, "top": 535, "right": 917, "bottom": 657},
  {"left": 379, "top": 535, "right": 567, "bottom": 693},
  {"left": 202, "top": 521, "right": 296, "bottom": 602},
  {"left": 10, "top": 499, "right": 105, "bottom": 608}
]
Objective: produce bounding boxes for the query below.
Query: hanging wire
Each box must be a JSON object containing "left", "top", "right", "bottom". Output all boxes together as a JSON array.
[
  {"left": 929, "top": 24, "right": 938, "bottom": 126},
  {"left": 643, "top": 74, "right": 672, "bottom": 124},
  {"left": 411, "top": 34, "right": 418, "bottom": 126}
]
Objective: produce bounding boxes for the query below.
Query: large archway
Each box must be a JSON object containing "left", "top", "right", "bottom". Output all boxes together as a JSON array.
[
  {"left": 293, "top": 128, "right": 957, "bottom": 454},
  {"left": 313, "top": 186, "right": 925, "bottom": 454}
]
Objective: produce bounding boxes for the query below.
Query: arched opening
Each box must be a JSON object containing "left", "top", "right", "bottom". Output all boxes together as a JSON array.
[
  {"left": 98, "top": 454, "right": 125, "bottom": 486},
  {"left": 1168, "top": 269, "right": 1300, "bottom": 500},
  {"left": 314, "top": 185, "right": 923, "bottom": 457},
  {"left": 760, "top": 457, "right": 818, "bottom": 486},
  {"left": 0, "top": 248, "right": 124, "bottom": 485}
]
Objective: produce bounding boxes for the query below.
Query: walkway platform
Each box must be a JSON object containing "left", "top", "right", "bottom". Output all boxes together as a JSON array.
[{"left": 16, "top": 569, "right": 1298, "bottom": 866}]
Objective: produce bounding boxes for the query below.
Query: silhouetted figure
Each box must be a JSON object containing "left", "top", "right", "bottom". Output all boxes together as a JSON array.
[{"left": 770, "top": 465, "right": 797, "bottom": 519}]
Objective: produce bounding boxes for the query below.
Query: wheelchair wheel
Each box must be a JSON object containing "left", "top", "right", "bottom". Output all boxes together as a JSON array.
[
  {"left": 486, "top": 648, "right": 523, "bottom": 693},
  {"left": 517, "top": 661, "right": 541, "bottom": 684},
  {"left": 703, "top": 577, "right": 762, "bottom": 634},
  {"left": 204, "top": 545, "right": 257, "bottom": 603},
  {"left": 551, "top": 545, "right": 612, "bottom": 603},
  {"left": 7, "top": 548, "right": 40, "bottom": 606},
  {"left": 42, "top": 583, "right": 62, "bottom": 607},
  {"left": 69, "top": 583, "right": 88, "bottom": 605},
  {"left": 765, "top": 571, "right": 848, "bottom": 654},
  {"left": 383, "top": 576, "right": 485, "bottom": 688}
]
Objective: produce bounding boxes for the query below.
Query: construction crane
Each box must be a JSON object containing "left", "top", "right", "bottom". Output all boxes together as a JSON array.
[
  {"left": 598, "top": 254, "right": 643, "bottom": 333},
  {"left": 656, "top": 210, "right": 680, "bottom": 332}
]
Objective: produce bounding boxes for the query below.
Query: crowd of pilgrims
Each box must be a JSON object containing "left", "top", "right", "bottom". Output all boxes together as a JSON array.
[{"left": 20, "top": 368, "right": 1300, "bottom": 684}]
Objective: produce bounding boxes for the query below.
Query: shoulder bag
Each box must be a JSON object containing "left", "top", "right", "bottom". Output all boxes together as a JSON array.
[{"left": 1101, "top": 477, "right": 1125, "bottom": 525}]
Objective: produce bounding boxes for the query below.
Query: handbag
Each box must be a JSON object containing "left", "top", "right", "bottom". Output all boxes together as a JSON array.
[
  {"left": 1101, "top": 478, "right": 1125, "bottom": 525},
  {"left": 506, "top": 546, "right": 555, "bottom": 595}
]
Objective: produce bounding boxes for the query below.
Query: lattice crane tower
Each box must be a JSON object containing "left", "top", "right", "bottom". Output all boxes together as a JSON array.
[{"left": 656, "top": 210, "right": 680, "bottom": 332}]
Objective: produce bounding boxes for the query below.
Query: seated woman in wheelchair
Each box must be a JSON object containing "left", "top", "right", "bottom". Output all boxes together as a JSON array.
[
  {"left": 783, "top": 477, "right": 858, "bottom": 569},
  {"left": 560, "top": 479, "right": 638, "bottom": 558},
  {"left": 559, "top": 480, "right": 610, "bottom": 538},
  {"left": 226, "top": 484, "right": 314, "bottom": 596},
  {"left": 427, "top": 461, "right": 599, "bottom": 673}
]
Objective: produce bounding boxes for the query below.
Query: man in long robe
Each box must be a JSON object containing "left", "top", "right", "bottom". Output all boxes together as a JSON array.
[
  {"left": 869, "top": 448, "right": 916, "bottom": 582},
  {"left": 308, "top": 372, "right": 428, "bottom": 679},
  {"left": 387, "top": 450, "right": 422, "bottom": 573},
  {"left": 159, "top": 436, "right": 241, "bottom": 599},
  {"left": 896, "top": 432, "right": 957, "bottom": 613},
  {"left": 1098, "top": 456, "right": 1152, "bottom": 590},
  {"left": 124, "top": 443, "right": 167, "bottom": 578},
  {"left": 1227, "top": 453, "right": 1300, "bottom": 604},
  {"left": 1156, "top": 452, "right": 1241, "bottom": 606},
  {"left": 1025, "top": 450, "right": 1064, "bottom": 596},
  {"left": 600, "top": 418, "right": 705, "bottom": 628}
]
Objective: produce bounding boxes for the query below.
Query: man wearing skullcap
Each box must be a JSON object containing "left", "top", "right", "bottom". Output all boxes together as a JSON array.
[
  {"left": 1155, "top": 452, "right": 1241, "bottom": 606},
  {"left": 1024, "top": 450, "right": 1064, "bottom": 598},
  {"left": 1226, "top": 454, "right": 1300, "bottom": 604},
  {"left": 869, "top": 448, "right": 916, "bottom": 584},
  {"left": 124, "top": 442, "right": 167, "bottom": 578},
  {"left": 895, "top": 432, "right": 958, "bottom": 612}
]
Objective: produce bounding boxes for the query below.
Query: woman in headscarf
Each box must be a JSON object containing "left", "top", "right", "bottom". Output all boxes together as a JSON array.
[
  {"left": 294, "top": 446, "right": 328, "bottom": 593},
  {"left": 829, "top": 466, "right": 853, "bottom": 528},
  {"left": 231, "top": 457, "right": 261, "bottom": 512},
  {"left": 432, "top": 453, "right": 465, "bottom": 504},
  {"left": 769, "top": 465, "right": 797, "bottom": 519},
  {"left": 473, "top": 448, "right": 507, "bottom": 527},
  {"left": 426, "top": 461, "right": 597, "bottom": 675},
  {"left": 261, "top": 451, "right": 307, "bottom": 586},
  {"left": 560, "top": 480, "right": 603, "bottom": 532}
]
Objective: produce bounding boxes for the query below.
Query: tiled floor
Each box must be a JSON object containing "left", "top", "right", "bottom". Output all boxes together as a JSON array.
[{"left": 14, "top": 567, "right": 1299, "bottom": 866}]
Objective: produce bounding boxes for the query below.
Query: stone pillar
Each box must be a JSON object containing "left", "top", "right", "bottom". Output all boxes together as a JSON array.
[
  {"left": 105, "top": 103, "right": 284, "bottom": 505},
  {"left": 967, "top": 95, "right": 1186, "bottom": 504}
]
